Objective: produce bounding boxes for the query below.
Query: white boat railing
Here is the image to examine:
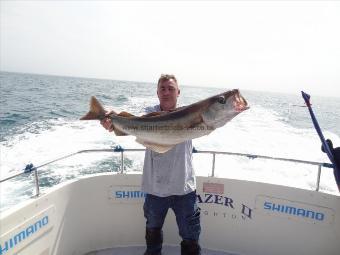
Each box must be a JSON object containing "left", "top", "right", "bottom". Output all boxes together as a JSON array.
[{"left": 0, "top": 146, "right": 334, "bottom": 197}]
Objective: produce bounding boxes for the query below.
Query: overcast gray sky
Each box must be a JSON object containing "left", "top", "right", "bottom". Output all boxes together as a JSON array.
[{"left": 1, "top": 1, "right": 340, "bottom": 97}]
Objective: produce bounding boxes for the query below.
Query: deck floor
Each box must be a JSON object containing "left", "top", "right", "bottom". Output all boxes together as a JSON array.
[{"left": 86, "top": 245, "right": 238, "bottom": 255}]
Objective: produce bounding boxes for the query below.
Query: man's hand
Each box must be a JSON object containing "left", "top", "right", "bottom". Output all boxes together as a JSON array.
[{"left": 100, "top": 111, "right": 114, "bottom": 132}]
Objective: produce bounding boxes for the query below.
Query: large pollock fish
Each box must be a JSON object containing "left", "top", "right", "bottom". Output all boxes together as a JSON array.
[{"left": 80, "top": 89, "right": 249, "bottom": 153}]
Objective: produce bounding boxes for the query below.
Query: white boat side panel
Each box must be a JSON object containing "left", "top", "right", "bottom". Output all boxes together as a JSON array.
[
  {"left": 0, "top": 206, "right": 54, "bottom": 255},
  {"left": 196, "top": 177, "right": 340, "bottom": 255},
  {"left": 0, "top": 173, "right": 339, "bottom": 255}
]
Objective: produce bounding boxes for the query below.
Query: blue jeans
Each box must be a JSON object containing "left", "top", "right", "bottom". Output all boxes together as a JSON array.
[{"left": 143, "top": 191, "right": 201, "bottom": 249}]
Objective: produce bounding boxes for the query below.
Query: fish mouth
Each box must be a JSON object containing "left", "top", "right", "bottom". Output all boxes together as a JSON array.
[{"left": 232, "top": 90, "right": 249, "bottom": 112}]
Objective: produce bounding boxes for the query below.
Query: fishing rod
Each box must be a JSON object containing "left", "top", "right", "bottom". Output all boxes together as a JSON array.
[{"left": 301, "top": 91, "right": 340, "bottom": 192}]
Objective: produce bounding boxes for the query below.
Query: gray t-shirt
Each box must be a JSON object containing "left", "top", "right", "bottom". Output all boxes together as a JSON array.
[{"left": 141, "top": 105, "right": 196, "bottom": 197}]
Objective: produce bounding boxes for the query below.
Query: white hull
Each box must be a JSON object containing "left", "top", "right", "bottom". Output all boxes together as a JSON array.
[{"left": 1, "top": 173, "right": 339, "bottom": 255}]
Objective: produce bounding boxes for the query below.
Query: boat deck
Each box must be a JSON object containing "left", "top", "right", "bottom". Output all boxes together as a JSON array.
[{"left": 86, "top": 245, "right": 238, "bottom": 255}]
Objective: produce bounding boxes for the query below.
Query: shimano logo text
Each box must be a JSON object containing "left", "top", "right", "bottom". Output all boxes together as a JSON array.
[
  {"left": 115, "top": 190, "right": 146, "bottom": 199},
  {"left": 0, "top": 215, "right": 49, "bottom": 255},
  {"left": 264, "top": 202, "right": 324, "bottom": 221}
]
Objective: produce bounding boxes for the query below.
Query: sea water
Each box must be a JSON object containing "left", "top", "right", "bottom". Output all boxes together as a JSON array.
[{"left": 1, "top": 71, "right": 339, "bottom": 212}]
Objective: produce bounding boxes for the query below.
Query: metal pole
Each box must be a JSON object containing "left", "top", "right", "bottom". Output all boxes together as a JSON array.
[
  {"left": 211, "top": 153, "right": 216, "bottom": 177},
  {"left": 0, "top": 148, "right": 333, "bottom": 195},
  {"left": 120, "top": 151, "right": 124, "bottom": 174},
  {"left": 34, "top": 169, "right": 40, "bottom": 196},
  {"left": 316, "top": 165, "right": 322, "bottom": 191}
]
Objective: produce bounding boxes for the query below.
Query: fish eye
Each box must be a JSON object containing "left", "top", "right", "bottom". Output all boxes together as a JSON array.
[{"left": 218, "top": 96, "right": 226, "bottom": 104}]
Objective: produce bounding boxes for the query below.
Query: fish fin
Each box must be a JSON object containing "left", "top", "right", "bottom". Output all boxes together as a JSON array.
[
  {"left": 141, "top": 108, "right": 183, "bottom": 118},
  {"left": 187, "top": 115, "right": 204, "bottom": 129},
  {"left": 80, "top": 96, "right": 106, "bottom": 120},
  {"left": 112, "top": 126, "right": 128, "bottom": 136},
  {"left": 118, "top": 111, "right": 135, "bottom": 118},
  {"left": 170, "top": 106, "right": 184, "bottom": 112},
  {"left": 141, "top": 111, "right": 167, "bottom": 118},
  {"left": 136, "top": 139, "right": 174, "bottom": 153}
]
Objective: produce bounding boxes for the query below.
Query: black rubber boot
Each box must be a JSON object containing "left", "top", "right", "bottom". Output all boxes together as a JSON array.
[
  {"left": 144, "top": 228, "right": 163, "bottom": 255},
  {"left": 181, "top": 240, "right": 201, "bottom": 255}
]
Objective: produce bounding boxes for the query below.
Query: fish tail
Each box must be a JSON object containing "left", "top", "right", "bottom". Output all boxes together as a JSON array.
[{"left": 80, "top": 96, "right": 106, "bottom": 120}]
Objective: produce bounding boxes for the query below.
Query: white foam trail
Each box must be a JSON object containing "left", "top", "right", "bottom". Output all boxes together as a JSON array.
[
  {"left": 1, "top": 120, "right": 104, "bottom": 175},
  {"left": 1, "top": 102, "right": 339, "bottom": 212},
  {"left": 193, "top": 104, "right": 339, "bottom": 194}
]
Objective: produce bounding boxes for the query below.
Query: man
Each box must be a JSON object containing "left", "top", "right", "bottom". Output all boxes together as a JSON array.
[{"left": 101, "top": 74, "right": 201, "bottom": 255}]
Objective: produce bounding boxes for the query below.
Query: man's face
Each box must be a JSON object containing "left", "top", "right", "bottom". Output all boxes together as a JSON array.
[{"left": 157, "top": 79, "right": 180, "bottom": 111}]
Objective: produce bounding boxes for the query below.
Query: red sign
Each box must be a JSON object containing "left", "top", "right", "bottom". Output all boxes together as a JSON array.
[{"left": 203, "top": 182, "right": 224, "bottom": 194}]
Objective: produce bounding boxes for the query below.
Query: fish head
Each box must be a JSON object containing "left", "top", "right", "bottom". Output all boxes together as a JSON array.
[{"left": 202, "top": 89, "right": 249, "bottom": 128}]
